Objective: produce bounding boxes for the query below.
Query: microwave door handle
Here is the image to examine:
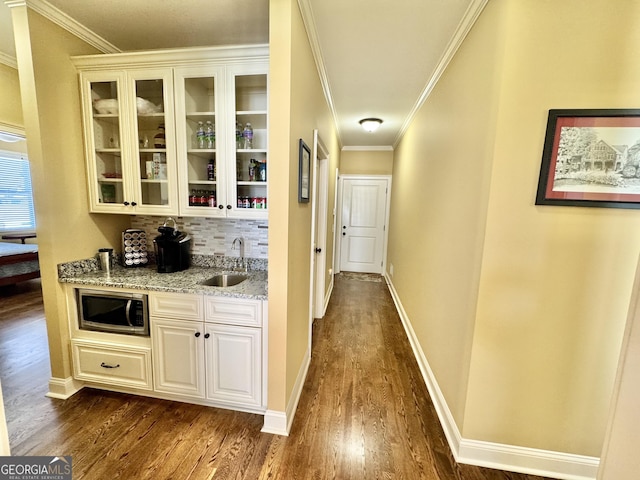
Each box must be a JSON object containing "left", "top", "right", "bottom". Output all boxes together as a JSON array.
[{"left": 125, "top": 300, "right": 133, "bottom": 327}]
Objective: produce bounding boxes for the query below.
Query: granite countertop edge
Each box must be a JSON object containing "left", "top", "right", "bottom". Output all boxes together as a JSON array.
[{"left": 58, "top": 265, "right": 268, "bottom": 301}]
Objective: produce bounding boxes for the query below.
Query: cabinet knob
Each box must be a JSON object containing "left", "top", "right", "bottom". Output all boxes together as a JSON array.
[
  {"left": 195, "top": 332, "right": 201, "bottom": 338},
  {"left": 123, "top": 201, "right": 130, "bottom": 206},
  {"left": 219, "top": 204, "right": 224, "bottom": 210},
  {"left": 227, "top": 204, "right": 232, "bottom": 210},
  {"left": 131, "top": 201, "right": 137, "bottom": 207},
  {"left": 204, "top": 333, "right": 210, "bottom": 339}
]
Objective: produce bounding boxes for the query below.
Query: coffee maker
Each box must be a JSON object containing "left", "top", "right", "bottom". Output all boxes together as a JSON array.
[{"left": 153, "top": 218, "right": 191, "bottom": 273}]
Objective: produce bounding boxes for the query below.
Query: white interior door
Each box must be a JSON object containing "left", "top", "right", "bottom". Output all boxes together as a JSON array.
[{"left": 339, "top": 177, "right": 388, "bottom": 274}]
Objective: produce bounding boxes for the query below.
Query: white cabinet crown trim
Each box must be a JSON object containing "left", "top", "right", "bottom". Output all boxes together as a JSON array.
[{"left": 72, "top": 44, "right": 269, "bottom": 69}]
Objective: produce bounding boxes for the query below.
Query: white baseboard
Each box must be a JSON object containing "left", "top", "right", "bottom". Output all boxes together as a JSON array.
[
  {"left": 458, "top": 439, "right": 599, "bottom": 480},
  {"left": 262, "top": 346, "right": 311, "bottom": 436},
  {"left": 322, "top": 274, "right": 334, "bottom": 317},
  {"left": 46, "top": 376, "right": 83, "bottom": 400},
  {"left": 384, "top": 273, "right": 600, "bottom": 480},
  {"left": 261, "top": 410, "right": 288, "bottom": 436}
]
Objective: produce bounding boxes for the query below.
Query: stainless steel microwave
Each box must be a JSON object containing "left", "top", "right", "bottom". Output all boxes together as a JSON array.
[{"left": 77, "top": 289, "right": 149, "bottom": 336}]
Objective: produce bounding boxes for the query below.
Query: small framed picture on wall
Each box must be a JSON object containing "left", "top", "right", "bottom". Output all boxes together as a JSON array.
[{"left": 299, "top": 139, "right": 311, "bottom": 203}]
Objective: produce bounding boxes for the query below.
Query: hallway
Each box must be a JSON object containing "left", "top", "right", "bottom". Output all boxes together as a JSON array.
[{"left": 0, "top": 275, "right": 549, "bottom": 479}]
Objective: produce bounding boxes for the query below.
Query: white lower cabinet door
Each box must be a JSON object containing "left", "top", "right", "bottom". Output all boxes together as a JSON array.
[
  {"left": 152, "top": 317, "right": 205, "bottom": 398},
  {"left": 205, "top": 323, "right": 262, "bottom": 408}
]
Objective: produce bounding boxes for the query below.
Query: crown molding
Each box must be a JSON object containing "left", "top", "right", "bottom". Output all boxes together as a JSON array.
[
  {"left": 393, "top": 0, "right": 489, "bottom": 149},
  {"left": 0, "top": 52, "right": 17, "bottom": 69},
  {"left": 7, "top": 0, "right": 120, "bottom": 54},
  {"left": 72, "top": 44, "right": 269, "bottom": 69},
  {"left": 297, "top": 0, "right": 343, "bottom": 149}
]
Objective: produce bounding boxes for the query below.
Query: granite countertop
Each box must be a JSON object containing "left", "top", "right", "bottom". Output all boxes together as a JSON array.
[{"left": 59, "top": 265, "right": 268, "bottom": 300}]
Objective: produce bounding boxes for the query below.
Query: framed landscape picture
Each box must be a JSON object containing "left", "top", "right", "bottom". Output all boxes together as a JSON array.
[{"left": 535, "top": 109, "right": 640, "bottom": 209}]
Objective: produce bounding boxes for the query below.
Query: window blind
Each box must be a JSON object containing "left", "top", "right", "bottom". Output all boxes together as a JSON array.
[{"left": 0, "top": 152, "right": 36, "bottom": 232}]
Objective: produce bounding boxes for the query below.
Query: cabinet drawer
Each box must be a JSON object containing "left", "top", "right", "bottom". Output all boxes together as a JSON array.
[
  {"left": 149, "top": 292, "right": 203, "bottom": 321},
  {"left": 72, "top": 340, "right": 152, "bottom": 390},
  {"left": 204, "top": 296, "right": 262, "bottom": 327}
]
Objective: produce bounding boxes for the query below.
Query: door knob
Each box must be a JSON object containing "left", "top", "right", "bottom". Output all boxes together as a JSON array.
[{"left": 315, "top": 247, "right": 322, "bottom": 253}]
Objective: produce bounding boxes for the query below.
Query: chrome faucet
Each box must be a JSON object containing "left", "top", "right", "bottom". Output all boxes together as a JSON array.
[{"left": 232, "top": 237, "right": 247, "bottom": 272}]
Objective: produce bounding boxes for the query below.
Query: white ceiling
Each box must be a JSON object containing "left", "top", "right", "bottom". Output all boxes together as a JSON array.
[{"left": 0, "top": 0, "right": 484, "bottom": 148}]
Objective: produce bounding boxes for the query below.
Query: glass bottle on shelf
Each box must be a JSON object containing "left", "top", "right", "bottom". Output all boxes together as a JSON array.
[
  {"left": 154, "top": 124, "right": 166, "bottom": 148},
  {"left": 207, "top": 159, "right": 215, "bottom": 181},
  {"left": 243, "top": 123, "right": 253, "bottom": 149},
  {"left": 235, "top": 121, "right": 243, "bottom": 149},
  {"left": 196, "top": 121, "right": 205, "bottom": 149},
  {"left": 248, "top": 159, "right": 257, "bottom": 182},
  {"left": 205, "top": 121, "right": 215, "bottom": 149}
]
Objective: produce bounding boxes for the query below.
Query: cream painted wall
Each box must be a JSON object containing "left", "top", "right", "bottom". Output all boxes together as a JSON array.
[
  {"left": 465, "top": 0, "right": 640, "bottom": 456},
  {"left": 0, "top": 62, "right": 23, "bottom": 128},
  {"left": 268, "top": 0, "right": 340, "bottom": 413},
  {"left": 341, "top": 149, "right": 393, "bottom": 175},
  {"left": 11, "top": 6, "right": 130, "bottom": 381},
  {"left": 390, "top": 0, "right": 640, "bottom": 459},
  {"left": 388, "top": 0, "right": 504, "bottom": 426}
]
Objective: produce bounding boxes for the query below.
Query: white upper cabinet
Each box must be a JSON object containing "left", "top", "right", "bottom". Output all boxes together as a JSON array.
[
  {"left": 74, "top": 46, "right": 268, "bottom": 219},
  {"left": 78, "top": 69, "right": 178, "bottom": 215}
]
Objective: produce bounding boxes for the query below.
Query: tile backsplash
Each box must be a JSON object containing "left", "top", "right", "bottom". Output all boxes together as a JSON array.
[{"left": 131, "top": 216, "right": 268, "bottom": 259}]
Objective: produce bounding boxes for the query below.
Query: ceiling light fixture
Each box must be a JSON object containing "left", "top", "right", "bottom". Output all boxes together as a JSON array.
[{"left": 359, "top": 118, "right": 383, "bottom": 133}]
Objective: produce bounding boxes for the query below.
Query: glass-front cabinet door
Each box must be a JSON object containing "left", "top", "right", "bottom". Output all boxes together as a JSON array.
[
  {"left": 80, "top": 71, "right": 128, "bottom": 212},
  {"left": 174, "top": 66, "right": 226, "bottom": 217},
  {"left": 129, "top": 69, "right": 178, "bottom": 215},
  {"left": 228, "top": 63, "right": 268, "bottom": 219},
  {"left": 79, "top": 69, "right": 177, "bottom": 215}
]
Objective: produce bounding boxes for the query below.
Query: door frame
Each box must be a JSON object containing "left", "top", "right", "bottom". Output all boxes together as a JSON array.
[
  {"left": 308, "top": 130, "right": 330, "bottom": 348},
  {"left": 335, "top": 174, "right": 392, "bottom": 275}
]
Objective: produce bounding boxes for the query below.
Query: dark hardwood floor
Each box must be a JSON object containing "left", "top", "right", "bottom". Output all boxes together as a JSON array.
[{"left": 0, "top": 275, "right": 549, "bottom": 479}]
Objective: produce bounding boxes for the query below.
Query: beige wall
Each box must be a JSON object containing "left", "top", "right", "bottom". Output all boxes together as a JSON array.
[
  {"left": 389, "top": 0, "right": 640, "bottom": 458},
  {"left": 341, "top": 149, "right": 393, "bottom": 175},
  {"left": 268, "top": 0, "right": 340, "bottom": 412},
  {"left": 388, "top": 0, "right": 503, "bottom": 427},
  {"left": 12, "top": 6, "right": 130, "bottom": 380},
  {"left": 0, "top": 62, "right": 23, "bottom": 129}
]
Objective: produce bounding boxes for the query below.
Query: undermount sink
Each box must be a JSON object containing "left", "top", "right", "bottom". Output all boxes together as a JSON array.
[{"left": 200, "top": 273, "right": 247, "bottom": 287}]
